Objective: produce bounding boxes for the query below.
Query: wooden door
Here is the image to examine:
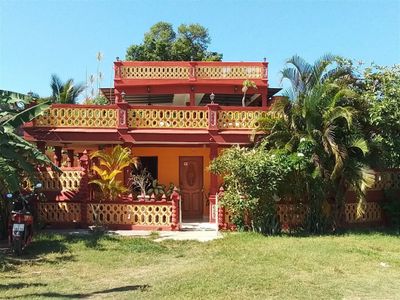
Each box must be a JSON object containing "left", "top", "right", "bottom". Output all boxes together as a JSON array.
[{"left": 179, "top": 156, "right": 203, "bottom": 220}]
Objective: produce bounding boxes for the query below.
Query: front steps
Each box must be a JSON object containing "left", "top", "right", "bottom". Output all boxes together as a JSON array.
[{"left": 181, "top": 222, "right": 218, "bottom": 231}]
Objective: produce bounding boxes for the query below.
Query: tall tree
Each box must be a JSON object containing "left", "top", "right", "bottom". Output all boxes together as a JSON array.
[
  {"left": 259, "top": 55, "right": 374, "bottom": 229},
  {"left": 126, "top": 22, "right": 222, "bottom": 61},
  {"left": 50, "top": 74, "right": 85, "bottom": 104}
]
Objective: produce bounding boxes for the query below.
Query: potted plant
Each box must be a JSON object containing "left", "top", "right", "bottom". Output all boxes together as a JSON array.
[
  {"left": 130, "top": 168, "right": 152, "bottom": 201},
  {"left": 148, "top": 179, "right": 166, "bottom": 200}
]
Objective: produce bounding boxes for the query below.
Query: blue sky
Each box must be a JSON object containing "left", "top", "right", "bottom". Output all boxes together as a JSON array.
[{"left": 1, "top": 0, "right": 399, "bottom": 97}]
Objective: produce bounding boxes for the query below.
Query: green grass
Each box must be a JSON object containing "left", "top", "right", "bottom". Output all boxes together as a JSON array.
[{"left": 1, "top": 231, "right": 400, "bottom": 299}]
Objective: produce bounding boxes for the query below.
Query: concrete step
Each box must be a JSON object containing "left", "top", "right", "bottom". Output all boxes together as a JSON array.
[{"left": 181, "top": 222, "right": 218, "bottom": 231}]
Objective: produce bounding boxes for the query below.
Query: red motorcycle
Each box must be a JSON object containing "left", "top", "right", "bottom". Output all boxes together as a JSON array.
[{"left": 7, "top": 183, "right": 42, "bottom": 255}]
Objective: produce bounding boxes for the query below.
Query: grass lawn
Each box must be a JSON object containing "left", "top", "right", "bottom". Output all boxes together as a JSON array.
[{"left": 0, "top": 231, "right": 399, "bottom": 299}]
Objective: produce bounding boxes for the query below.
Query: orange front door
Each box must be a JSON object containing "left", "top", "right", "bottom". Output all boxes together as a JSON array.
[{"left": 179, "top": 156, "right": 203, "bottom": 220}]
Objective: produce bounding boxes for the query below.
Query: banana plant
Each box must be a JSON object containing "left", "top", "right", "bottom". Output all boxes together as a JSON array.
[
  {"left": 0, "top": 90, "right": 57, "bottom": 238},
  {"left": 89, "top": 145, "right": 138, "bottom": 201}
]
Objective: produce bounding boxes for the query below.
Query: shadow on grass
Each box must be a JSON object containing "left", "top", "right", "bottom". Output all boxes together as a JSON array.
[
  {"left": 62, "top": 231, "right": 120, "bottom": 250},
  {"left": 2, "top": 284, "right": 150, "bottom": 299},
  {"left": 0, "top": 282, "right": 47, "bottom": 290}
]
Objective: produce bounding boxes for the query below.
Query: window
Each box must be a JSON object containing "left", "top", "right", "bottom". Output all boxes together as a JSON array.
[{"left": 137, "top": 156, "right": 158, "bottom": 180}]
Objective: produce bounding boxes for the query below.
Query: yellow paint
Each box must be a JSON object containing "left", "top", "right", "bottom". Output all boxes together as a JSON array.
[{"left": 132, "top": 146, "right": 211, "bottom": 217}]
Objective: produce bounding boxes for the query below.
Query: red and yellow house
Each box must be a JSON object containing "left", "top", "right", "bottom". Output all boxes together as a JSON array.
[
  {"left": 22, "top": 60, "right": 280, "bottom": 229},
  {"left": 23, "top": 60, "right": 390, "bottom": 230}
]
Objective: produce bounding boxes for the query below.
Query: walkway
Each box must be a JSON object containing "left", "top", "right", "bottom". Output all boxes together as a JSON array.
[{"left": 40, "top": 222, "right": 223, "bottom": 242}]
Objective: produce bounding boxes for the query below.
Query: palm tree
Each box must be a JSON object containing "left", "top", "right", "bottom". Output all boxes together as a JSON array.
[
  {"left": 241, "top": 80, "right": 257, "bottom": 107},
  {"left": 259, "top": 55, "right": 374, "bottom": 229},
  {"left": 50, "top": 74, "right": 85, "bottom": 104}
]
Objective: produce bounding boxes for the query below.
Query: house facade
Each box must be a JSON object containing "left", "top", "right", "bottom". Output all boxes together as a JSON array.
[
  {"left": 23, "top": 60, "right": 393, "bottom": 230},
  {"left": 23, "top": 60, "right": 280, "bottom": 229}
]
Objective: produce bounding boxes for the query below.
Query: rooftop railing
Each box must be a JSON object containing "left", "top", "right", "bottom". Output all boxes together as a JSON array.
[{"left": 114, "top": 61, "right": 268, "bottom": 81}]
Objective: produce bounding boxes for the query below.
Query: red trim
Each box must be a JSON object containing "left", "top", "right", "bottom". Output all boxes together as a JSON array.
[
  {"left": 46, "top": 104, "right": 118, "bottom": 109},
  {"left": 128, "top": 104, "right": 207, "bottom": 111}
]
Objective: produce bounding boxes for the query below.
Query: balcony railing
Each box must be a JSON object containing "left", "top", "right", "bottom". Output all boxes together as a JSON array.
[
  {"left": 33, "top": 105, "right": 117, "bottom": 128},
  {"left": 115, "top": 61, "right": 268, "bottom": 81},
  {"left": 31, "top": 104, "right": 268, "bottom": 130}
]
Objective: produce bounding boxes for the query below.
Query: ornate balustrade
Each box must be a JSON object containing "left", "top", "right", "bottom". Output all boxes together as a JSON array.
[
  {"left": 38, "top": 167, "right": 82, "bottom": 192},
  {"left": 28, "top": 104, "right": 268, "bottom": 130},
  {"left": 115, "top": 61, "right": 267, "bottom": 81},
  {"left": 345, "top": 202, "right": 382, "bottom": 224},
  {"left": 86, "top": 201, "right": 173, "bottom": 227},
  {"left": 196, "top": 65, "right": 264, "bottom": 79},
  {"left": 37, "top": 200, "right": 179, "bottom": 230},
  {"left": 38, "top": 202, "right": 81, "bottom": 223},
  {"left": 218, "top": 107, "right": 268, "bottom": 130},
  {"left": 216, "top": 170, "right": 400, "bottom": 230},
  {"left": 127, "top": 106, "right": 208, "bottom": 129},
  {"left": 121, "top": 65, "right": 190, "bottom": 79},
  {"left": 371, "top": 170, "right": 400, "bottom": 190},
  {"left": 32, "top": 105, "right": 117, "bottom": 128}
]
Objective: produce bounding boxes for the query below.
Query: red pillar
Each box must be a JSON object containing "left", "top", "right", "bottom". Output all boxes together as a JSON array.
[
  {"left": 261, "top": 90, "right": 267, "bottom": 108},
  {"left": 79, "top": 150, "right": 90, "bottom": 228},
  {"left": 189, "top": 91, "right": 195, "bottom": 106},
  {"left": 67, "top": 149, "right": 74, "bottom": 167},
  {"left": 209, "top": 143, "right": 218, "bottom": 223},
  {"left": 207, "top": 103, "right": 220, "bottom": 131},
  {"left": 54, "top": 146, "right": 62, "bottom": 167},
  {"left": 171, "top": 187, "right": 180, "bottom": 230},
  {"left": 217, "top": 187, "right": 226, "bottom": 230}
]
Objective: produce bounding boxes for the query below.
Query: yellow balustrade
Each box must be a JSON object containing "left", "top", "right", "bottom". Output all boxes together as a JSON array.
[
  {"left": 276, "top": 204, "right": 307, "bottom": 225},
  {"left": 196, "top": 66, "right": 264, "bottom": 79},
  {"left": 33, "top": 107, "right": 117, "bottom": 128},
  {"left": 218, "top": 110, "right": 267, "bottom": 129},
  {"left": 345, "top": 202, "right": 382, "bottom": 223},
  {"left": 87, "top": 203, "right": 173, "bottom": 226},
  {"left": 371, "top": 171, "right": 400, "bottom": 190},
  {"left": 119, "top": 65, "right": 264, "bottom": 80},
  {"left": 128, "top": 108, "right": 208, "bottom": 129},
  {"left": 39, "top": 170, "right": 82, "bottom": 192},
  {"left": 38, "top": 202, "right": 81, "bottom": 223},
  {"left": 121, "top": 66, "right": 190, "bottom": 79}
]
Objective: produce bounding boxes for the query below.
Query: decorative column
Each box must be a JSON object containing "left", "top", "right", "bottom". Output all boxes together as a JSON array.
[
  {"left": 189, "top": 61, "right": 197, "bottom": 81},
  {"left": 208, "top": 143, "right": 218, "bottom": 223},
  {"left": 217, "top": 187, "right": 226, "bottom": 230},
  {"left": 189, "top": 89, "right": 195, "bottom": 106},
  {"left": 207, "top": 103, "right": 220, "bottom": 132},
  {"left": 261, "top": 87, "right": 267, "bottom": 109},
  {"left": 116, "top": 93, "right": 134, "bottom": 143},
  {"left": 67, "top": 149, "right": 74, "bottom": 167},
  {"left": 114, "top": 89, "right": 122, "bottom": 104},
  {"left": 262, "top": 59, "right": 269, "bottom": 109},
  {"left": 54, "top": 146, "right": 62, "bottom": 167},
  {"left": 79, "top": 150, "right": 90, "bottom": 228},
  {"left": 171, "top": 187, "right": 180, "bottom": 231},
  {"left": 114, "top": 60, "right": 122, "bottom": 82}
]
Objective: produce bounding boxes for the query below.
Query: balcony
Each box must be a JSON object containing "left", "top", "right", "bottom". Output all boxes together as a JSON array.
[{"left": 29, "top": 104, "right": 268, "bottom": 131}]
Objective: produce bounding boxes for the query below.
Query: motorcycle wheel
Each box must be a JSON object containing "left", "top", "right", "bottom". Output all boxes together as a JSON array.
[{"left": 12, "top": 239, "right": 23, "bottom": 256}]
